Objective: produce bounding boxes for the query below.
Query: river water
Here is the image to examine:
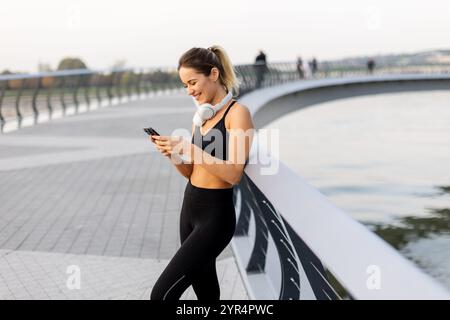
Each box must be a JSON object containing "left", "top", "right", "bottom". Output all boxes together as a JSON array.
[{"left": 263, "top": 90, "right": 450, "bottom": 290}]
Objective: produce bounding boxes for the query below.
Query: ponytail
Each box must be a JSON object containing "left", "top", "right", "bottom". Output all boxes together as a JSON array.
[{"left": 207, "top": 45, "right": 240, "bottom": 95}]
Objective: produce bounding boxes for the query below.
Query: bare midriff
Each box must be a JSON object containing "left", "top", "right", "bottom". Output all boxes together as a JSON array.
[
  {"left": 189, "top": 103, "right": 234, "bottom": 190},
  {"left": 190, "top": 165, "right": 233, "bottom": 189}
]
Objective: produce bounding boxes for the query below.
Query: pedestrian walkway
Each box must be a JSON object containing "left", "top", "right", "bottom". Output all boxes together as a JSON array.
[{"left": 0, "top": 92, "right": 249, "bottom": 300}]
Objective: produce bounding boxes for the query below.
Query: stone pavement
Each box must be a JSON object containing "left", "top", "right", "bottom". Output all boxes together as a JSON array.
[
  {"left": 0, "top": 92, "right": 249, "bottom": 300},
  {"left": 0, "top": 249, "right": 246, "bottom": 300}
]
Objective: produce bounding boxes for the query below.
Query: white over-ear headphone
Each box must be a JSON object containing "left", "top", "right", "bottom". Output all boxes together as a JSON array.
[{"left": 192, "top": 91, "right": 233, "bottom": 127}]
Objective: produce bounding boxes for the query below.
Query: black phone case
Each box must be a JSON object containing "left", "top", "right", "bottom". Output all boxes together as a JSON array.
[{"left": 143, "top": 127, "right": 160, "bottom": 136}]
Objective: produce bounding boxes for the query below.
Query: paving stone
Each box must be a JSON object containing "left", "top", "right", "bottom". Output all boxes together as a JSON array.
[{"left": 0, "top": 93, "right": 248, "bottom": 300}]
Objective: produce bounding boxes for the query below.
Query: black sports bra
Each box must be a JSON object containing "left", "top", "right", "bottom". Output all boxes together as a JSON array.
[{"left": 191, "top": 100, "right": 237, "bottom": 161}]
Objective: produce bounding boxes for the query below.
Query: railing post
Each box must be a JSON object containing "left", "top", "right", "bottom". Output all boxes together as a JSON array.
[
  {"left": 72, "top": 75, "right": 81, "bottom": 112},
  {"left": 59, "top": 76, "right": 67, "bottom": 115},
  {"left": 83, "top": 74, "right": 91, "bottom": 109},
  {"left": 234, "top": 187, "right": 251, "bottom": 236},
  {"left": 31, "top": 77, "right": 41, "bottom": 124},
  {"left": 126, "top": 71, "right": 133, "bottom": 99},
  {"left": 143, "top": 71, "right": 151, "bottom": 95},
  {"left": 107, "top": 73, "right": 114, "bottom": 104},
  {"left": 135, "top": 69, "right": 142, "bottom": 98},
  {"left": 45, "top": 76, "right": 54, "bottom": 118},
  {"left": 0, "top": 81, "right": 6, "bottom": 131},
  {"left": 95, "top": 74, "right": 102, "bottom": 106},
  {"left": 238, "top": 174, "right": 303, "bottom": 299},
  {"left": 15, "top": 79, "right": 24, "bottom": 127},
  {"left": 114, "top": 71, "right": 122, "bottom": 102}
]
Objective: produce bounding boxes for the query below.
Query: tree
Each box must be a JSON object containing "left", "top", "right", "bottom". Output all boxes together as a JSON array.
[
  {"left": 57, "top": 57, "right": 88, "bottom": 70},
  {"left": 56, "top": 57, "right": 89, "bottom": 87}
]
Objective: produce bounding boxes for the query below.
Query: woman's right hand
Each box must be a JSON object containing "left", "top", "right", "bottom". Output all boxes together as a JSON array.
[{"left": 149, "top": 135, "right": 171, "bottom": 158}]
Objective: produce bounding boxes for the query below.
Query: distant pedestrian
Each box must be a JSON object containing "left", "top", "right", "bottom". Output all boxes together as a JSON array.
[
  {"left": 309, "top": 57, "right": 318, "bottom": 77},
  {"left": 254, "top": 50, "right": 268, "bottom": 88},
  {"left": 296, "top": 56, "right": 305, "bottom": 79},
  {"left": 367, "top": 59, "right": 375, "bottom": 74}
]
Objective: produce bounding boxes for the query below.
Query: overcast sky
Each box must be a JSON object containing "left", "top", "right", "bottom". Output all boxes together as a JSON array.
[{"left": 2, "top": 0, "right": 449, "bottom": 72}]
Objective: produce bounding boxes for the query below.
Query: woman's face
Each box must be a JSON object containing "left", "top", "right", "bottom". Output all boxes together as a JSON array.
[{"left": 179, "top": 66, "right": 220, "bottom": 104}]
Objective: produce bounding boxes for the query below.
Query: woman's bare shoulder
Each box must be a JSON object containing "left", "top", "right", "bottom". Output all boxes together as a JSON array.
[
  {"left": 227, "top": 101, "right": 253, "bottom": 128},
  {"left": 229, "top": 101, "right": 251, "bottom": 118}
]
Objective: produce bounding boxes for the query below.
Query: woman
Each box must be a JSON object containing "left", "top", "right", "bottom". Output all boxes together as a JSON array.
[{"left": 149, "top": 45, "right": 254, "bottom": 300}]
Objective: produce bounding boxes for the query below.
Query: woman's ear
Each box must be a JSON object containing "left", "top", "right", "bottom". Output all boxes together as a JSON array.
[{"left": 209, "top": 67, "right": 220, "bottom": 82}]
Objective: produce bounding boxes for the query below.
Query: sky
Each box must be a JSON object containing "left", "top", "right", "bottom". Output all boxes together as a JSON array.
[{"left": 2, "top": 0, "right": 449, "bottom": 73}]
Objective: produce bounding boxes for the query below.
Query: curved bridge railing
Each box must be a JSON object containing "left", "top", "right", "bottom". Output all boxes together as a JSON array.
[
  {"left": 231, "top": 75, "right": 450, "bottom": 300},
  {"left": 231, "top": 140, "right": 450, "bottom": 300},
  {"left": 0, "top": 67, "right": 180, "bottom": 132},
  {"left": 2, "top": 61, "right": 449, "bottom": 133}
]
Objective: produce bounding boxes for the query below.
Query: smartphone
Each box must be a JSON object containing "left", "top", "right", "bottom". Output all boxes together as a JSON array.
[{"left": 143, "top": 127, "right": 160, "bottom": 136}]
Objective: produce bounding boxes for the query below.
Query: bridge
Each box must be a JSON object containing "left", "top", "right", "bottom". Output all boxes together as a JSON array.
[{"left": 0, "top": 63, "right": 449, "bottom": 299}]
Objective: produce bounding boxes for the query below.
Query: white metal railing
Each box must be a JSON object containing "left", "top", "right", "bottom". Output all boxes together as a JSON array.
[
  {"left": 231, "top": 76, "right": 450, "bottom": 300},
  {"left": 232, "top": 135, "right": 450, "bottom": 300}
]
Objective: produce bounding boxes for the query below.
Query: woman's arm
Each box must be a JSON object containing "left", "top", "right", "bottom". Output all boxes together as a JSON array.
[
  {"left": 189, "top": 104, "right": 254, "bottom": 185},
  {"left": 172, "top": 162, "right": 193, "bottom": 180}
]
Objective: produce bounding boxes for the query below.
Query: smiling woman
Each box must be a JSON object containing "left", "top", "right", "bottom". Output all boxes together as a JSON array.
[{"left": 149, "top": 45, "right": 254, "bottom": 301}]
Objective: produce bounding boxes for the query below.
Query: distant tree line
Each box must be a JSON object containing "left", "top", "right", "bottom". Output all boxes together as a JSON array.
[{"left": 1, "top": 57, "right": 179, "bottom": 90}]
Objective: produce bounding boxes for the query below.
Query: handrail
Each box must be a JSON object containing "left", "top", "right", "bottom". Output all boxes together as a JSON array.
[
  {"left": 231, "top": 135, "right": 450, "bottom": 300},
  {"left": 2, "top": 61, "right": 449, "bottom": 133},
  {"left": 0, "top": 65, "right": 181, "bottom": 132},
  {"left": 231, "top": 75, "right": 450, "bottom": 300}
]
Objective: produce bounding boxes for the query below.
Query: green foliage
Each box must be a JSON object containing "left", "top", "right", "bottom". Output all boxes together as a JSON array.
[{"left": 57, "top": 57, "right": 88, "bottom": 70}]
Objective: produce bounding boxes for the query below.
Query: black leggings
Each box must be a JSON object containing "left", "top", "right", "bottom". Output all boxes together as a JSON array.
[{"left": 150, "top": 179, "right": 236, "bottom": 301}]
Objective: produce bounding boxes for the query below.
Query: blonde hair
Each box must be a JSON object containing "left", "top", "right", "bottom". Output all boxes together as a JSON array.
[{"left": 177, "top": 45, "right": 241, "bottom": 96}]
